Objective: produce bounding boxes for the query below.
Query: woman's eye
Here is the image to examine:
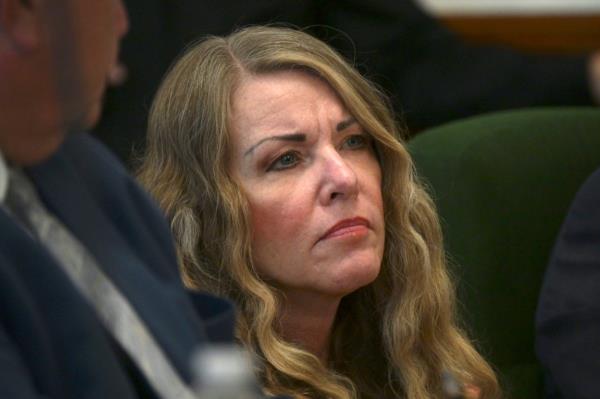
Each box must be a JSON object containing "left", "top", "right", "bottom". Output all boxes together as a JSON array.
[
  {"left": 267, "top": 151, "right": 300, "bottom": 171},
  {"left": 342, "top": 134, "right": 367, "bottom": 150}
]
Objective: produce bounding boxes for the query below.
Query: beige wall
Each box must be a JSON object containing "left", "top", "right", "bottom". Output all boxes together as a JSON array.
[{"left": 417, "top": 0, "right": 600, "bottom": 15}]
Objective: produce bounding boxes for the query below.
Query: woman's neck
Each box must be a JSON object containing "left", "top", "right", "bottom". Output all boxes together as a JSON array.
[{"left": 278, "top": 292, "right": 341, "bottom": 364}]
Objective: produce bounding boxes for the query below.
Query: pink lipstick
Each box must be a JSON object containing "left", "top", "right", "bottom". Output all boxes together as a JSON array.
[{"left": 320, "top": 217, "right": 370, "bottom": 241}]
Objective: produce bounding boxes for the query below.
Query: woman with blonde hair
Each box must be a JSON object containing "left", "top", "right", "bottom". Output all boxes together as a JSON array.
[{"left": 137, "top": 26, "right": 500, "bottom": 399}]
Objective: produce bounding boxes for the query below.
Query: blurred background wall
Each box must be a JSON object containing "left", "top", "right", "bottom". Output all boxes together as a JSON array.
[
  {"left": 419, "top": 0, "right": 600, "bottom": 15},
  {"left": 418, "top": 0, "right": 600, "bottom": 54},
  {"left": 419, "top": 0, "right": 600, "bottom": 54}
]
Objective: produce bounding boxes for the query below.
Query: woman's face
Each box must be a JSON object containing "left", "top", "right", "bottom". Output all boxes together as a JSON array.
[{"left": 229, "top": 70, "right": 385, "bottom": 301}]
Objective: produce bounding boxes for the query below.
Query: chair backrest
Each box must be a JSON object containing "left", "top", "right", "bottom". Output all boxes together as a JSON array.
[{"left": 407, "top": 107, "right": 600, "bottom": 398}]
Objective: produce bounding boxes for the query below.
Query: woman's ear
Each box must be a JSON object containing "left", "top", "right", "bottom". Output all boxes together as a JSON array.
[{"left": 0, "top": 0, "right": 40, "bottom": 51}]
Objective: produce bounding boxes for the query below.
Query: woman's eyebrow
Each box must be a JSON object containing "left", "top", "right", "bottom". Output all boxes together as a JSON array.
[
  {"left": 243, "top": 117, "right": 355, "bottom": 157},
  {"left": 336, "top": 117, "right": 357, "bottom": 132},
  {"left": 244, "top": 133, "right": 306, "bottom": 157}
]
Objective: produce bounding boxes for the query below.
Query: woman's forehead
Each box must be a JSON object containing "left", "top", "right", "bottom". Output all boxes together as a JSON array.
[{"left": 231, "top": 71, "right": 348, "bottom": 126}]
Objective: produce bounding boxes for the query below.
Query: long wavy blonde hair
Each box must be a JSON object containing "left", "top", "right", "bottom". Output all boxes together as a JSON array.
[{"left": 137, "top": 26, "right": 500, "bottom": 399}]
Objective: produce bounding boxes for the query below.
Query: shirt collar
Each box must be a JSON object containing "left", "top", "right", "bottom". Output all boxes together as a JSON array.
[{"left": 0, "top": 150, "right": 7, "bottom": 204}]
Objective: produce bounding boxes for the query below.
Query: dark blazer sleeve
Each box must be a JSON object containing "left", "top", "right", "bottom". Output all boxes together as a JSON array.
[
  {"left": 0, "top": 230, "right": 139, "bottom": 399},
  {"left": 318, "top": 0, "right": 593, "bottom": 130},
  {"left": 536, "top": 167, "right": 600, "bottom": 399},
  {"left": 0, "top": 321, "right": 46, "bottom": 398}
]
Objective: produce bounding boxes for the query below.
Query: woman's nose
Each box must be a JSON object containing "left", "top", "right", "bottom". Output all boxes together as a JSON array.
[{"left": 318, "top": 149, "right": 359, "bottom": 205}]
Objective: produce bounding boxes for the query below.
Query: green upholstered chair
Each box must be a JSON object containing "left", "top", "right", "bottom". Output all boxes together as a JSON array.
[{"left": 407, "top": 107, "right": 600, "bottom": 398}]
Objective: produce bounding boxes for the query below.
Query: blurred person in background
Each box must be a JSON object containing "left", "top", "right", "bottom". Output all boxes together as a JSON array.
[
  {"left": 95, "top": 0, "right": 600, "bottom": 166},
  {"left": 537, "top": 165, "right": 600, "bottom": 399},
  {"left": 0, "top": 1, "right": 237, "bottom": 398}
]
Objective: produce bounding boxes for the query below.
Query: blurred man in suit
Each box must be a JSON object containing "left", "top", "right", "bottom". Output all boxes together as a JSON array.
[
  {"left": 537, "top": 166, "right": 600, "bottom": 399},
  {"left": 0, "top": 1, "right": 234, "bottom": 397}
]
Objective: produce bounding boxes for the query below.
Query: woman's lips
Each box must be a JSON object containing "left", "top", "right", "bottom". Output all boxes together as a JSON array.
[{"left": 319, "top": 217, "right": 370, "bottom": 241}]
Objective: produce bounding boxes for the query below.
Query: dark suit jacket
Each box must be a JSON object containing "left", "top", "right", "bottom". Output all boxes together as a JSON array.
[
  {"left": 536, "top": 167, "right": 600, "bottom": 399},
  {"left": 0, "top": 133, "right": 235, "bottom": 398},
  {"left": 94, "top": 0, "right": 593, "bottom": 164}
]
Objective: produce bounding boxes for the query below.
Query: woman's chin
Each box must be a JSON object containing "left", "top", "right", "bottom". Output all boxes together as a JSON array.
[{"left": 327, "top": 257, "right": 382, "bottom": 297}]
